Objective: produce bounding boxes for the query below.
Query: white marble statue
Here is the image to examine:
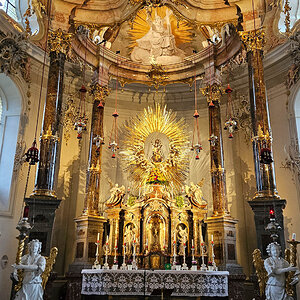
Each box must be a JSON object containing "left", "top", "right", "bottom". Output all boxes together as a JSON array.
[
  {"left": 131, "top": 9, "right": 185, "bottom": 65},
  {"left": 106, "top": 184, "right": 126, "bottom": 207},
  {"left": 177, "top": 224, "right": 188, "bottom": 255},
  {"left": 12, "top": 239, "right": 46, "bottom": 300},
  {"left": 264, "top": 242, "right": 299, "bottom": 300},
  {"left": 185, "top": 181, "right": 207, "bottom": 208},
  {"left": 124, "top": 223, "right": 136, "bottom": 255}
]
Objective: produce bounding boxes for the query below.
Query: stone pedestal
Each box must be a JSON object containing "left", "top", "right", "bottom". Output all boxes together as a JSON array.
[
  {"left": 249, "top": 198, "right": 286, "bottom": 256},
  {"left": 24, "top": 197, "right": 61, "bottom": 255},
  {"left": 69, "top": 215, "right": 106, "bottom": 273},
  {"left": 205, "top": 216, "right": 243, "bottom": 274}
]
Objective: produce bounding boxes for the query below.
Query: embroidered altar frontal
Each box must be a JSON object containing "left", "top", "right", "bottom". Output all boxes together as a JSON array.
[{"left": 81, "top": 269, "right": 229, "bottom": 297}]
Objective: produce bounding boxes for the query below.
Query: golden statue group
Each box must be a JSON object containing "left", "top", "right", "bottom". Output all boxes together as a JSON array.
[{"left": 103, "top": 105, "right": 208, "bottom": 269}]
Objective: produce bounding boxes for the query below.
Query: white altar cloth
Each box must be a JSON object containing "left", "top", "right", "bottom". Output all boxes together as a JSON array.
[{"left": 81, "top": 269, "right": 229, "bottom": 297}]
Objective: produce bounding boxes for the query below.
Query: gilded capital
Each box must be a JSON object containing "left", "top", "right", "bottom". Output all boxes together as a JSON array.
[
  {"left": 239, "top": 29, "right": 265, "bottom": 52},
  {"left": 90, "top": 83, "right": 110, "bottom": 103},
  {"left": 48, "top": 28, "right": 72, "bottom": 55},
  {"left": 201, "top": 83, "right": 223, "bottom": 104}
]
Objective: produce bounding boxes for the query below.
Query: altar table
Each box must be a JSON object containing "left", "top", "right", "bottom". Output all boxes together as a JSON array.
[{"left": 81, "top": 269, "right": 229, "bottom": 297}]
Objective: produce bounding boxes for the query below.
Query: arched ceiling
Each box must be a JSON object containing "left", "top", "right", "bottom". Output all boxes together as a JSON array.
[{"left": 40, "top": 0, "right": 282, "bottom": 87}]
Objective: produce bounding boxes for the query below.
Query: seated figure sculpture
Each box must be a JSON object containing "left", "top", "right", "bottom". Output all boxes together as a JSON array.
[
  {"left": 264, "top": 242, "right": 299, "bottom": 300},
  {"left": 12, "top": 239, "right": 46, "bottom": 300},
  {"left": 131, "top": 9, "right": 185, "bottom": 65}
]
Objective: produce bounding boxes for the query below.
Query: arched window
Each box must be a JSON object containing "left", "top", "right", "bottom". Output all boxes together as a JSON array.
[
  {"left": 0, "top": 0, "right": 18, "bottom": 21},
  {"left": 279, "top": 0, "right": 300, "bottom": 33},
  {"left": 0, "top": 74, "right": 21, "bottom": 214}
]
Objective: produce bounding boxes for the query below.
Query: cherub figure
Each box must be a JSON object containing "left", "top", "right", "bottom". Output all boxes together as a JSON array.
[{"left": 12, "top": 239, "right": 46, "bottom": 300}]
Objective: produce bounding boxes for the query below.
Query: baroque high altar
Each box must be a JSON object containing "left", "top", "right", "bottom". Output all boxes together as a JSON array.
[{"left": 104, "top": 105, "right": 208, "bottom": 268}]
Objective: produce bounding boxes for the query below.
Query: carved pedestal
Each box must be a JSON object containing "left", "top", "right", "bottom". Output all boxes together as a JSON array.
[
  {"left": 69, "top": 215, "right": 106, "bottom": 273},
  {"left": 249, "top": 198, "right": 286, "bottom": 255},
  {"left": 24, "top": 197, "right": 61, "bottom": 255},
  {"left": 205, "top": 216, "right": 243, "bottom": 274}
]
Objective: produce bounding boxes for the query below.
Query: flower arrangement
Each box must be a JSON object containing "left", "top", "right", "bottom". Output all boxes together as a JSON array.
[
  {"left": 127, "top": 259, "right": 132, "bottom": 265},
  {"left": 207, "top": 261, "right": 213, "bottom": 266},
  {"left": 146, "top": 168, "right": 168, "bottom": 185},
  {"left": 191, "top": 260, "right": 197, "bottom": 265}
]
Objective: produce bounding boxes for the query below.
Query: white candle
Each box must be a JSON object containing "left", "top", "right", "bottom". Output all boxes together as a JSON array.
[
  {"left": 211, "top": 234, "right": 213, "bottom": 242},
  {"left": 292, "top": 233, "right": 296, "bottom": 240},
  {"left": 97, "top": 232, "right": 100, "bottom": 242},
  {"left": 200, "top": 232, "right": 204, "bottom": 244},
  {"left": 192, "top": 239, "right": 194, "bottom": 247},
  {"left": 115, "top": 239, "right": 117, "bottom": 248},
  {"left": 106, "top": 235, "right": 109, "bottom": 245},
  {"left": 146, "top": 239, "right": 148, "bottom": 247},
  {"left": 174, "top": 232, "right": 176, "bottom": 242}
]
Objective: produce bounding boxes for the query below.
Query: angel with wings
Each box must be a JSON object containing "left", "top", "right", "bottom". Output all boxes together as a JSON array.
[{"left": 253, "top": 242, "right": 300, "bottom": 300}]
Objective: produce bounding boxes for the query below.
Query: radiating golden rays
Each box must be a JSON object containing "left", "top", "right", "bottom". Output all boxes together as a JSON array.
[
  {"left": 129, "top": 6, "right": 193, "bottom": 49},
  {"left": 121, "top": 104, "right": 189, "bottom": 192}
]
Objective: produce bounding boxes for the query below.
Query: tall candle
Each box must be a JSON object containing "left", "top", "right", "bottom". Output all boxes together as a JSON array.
[
  {"left": 211, "top": 234, "right": 214, "bottom": 242},
  {"left": 174, "top": 232, "right": 176, "bottom": 242},
  {"left": 292, "top": 233, "right": 296, "bottom": 241},
  {"left": 200, "top": 232, "right": 204, "bottom": 244},
  {"left": 97, "top": 232, "right": 100, "bottom": 243},
  {"left": 192, "top": 239, "right": 194, "bottom": 247}
]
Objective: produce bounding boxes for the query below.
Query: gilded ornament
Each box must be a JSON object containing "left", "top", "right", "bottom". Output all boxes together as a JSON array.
[
  {"left": 90, "top": 83, "right": 110, "bottom": 103},
  {"left": 252, "top": 248, "right": 268, "bottom": 296},
  {"left": 48, "top": 29, "right": 72, "bottom": 55},
  {"left": 239, "top": 29, "right": 265, "bottom": 52},
  {"left": 284, "top": 0, "right": 291, "bottom": 34},
  {"left": 41, "top": 247, "right": 58, "bottom": 289},
  {"left": 147, "top": 63, "right": 169, "bottom": 89},
  {"left": 121, "top": 104, "right": 189, "bottom": 192},
  {"left": 201, "top": 84, "right": 223, "bottom": 104}
]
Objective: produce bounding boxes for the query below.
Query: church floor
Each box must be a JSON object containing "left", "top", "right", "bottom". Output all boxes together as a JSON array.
[{"left": 81, "top": 296, "right": 228, "bottom": 300}]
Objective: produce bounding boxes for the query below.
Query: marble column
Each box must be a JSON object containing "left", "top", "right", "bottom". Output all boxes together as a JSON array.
[
  {"left": 25, "top": 29, "right": 71, "bottom": 255},
  {"left": 33, "top": 28, "right": 72, "bottom": 197},
  {"left": 70, "top": 82, "right": 108, "bottom": 272},
  {"left": 240, "top": 29, "right": 286, "bottom": 252},
  {"left": 202, "top": 54, "right": 242, "bottom": 273}
]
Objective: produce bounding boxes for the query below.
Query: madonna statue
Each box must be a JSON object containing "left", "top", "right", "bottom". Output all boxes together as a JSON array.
[{"left": 13, "top": 239, "right": 46, "bottom": 300}]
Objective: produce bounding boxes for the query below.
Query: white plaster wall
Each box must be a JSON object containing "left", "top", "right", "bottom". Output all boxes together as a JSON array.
[{"left": 0, "top": 57, "right": 47, "bottom": 299}]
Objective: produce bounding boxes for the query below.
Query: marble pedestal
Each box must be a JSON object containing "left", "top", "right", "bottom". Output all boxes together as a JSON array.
[
  {"left": 205, "top": 216, "right": 243, "bottom": 275},
  {"left": 25, "top": 196, "right": 61, "bottom": 255},
  {"left": 248, "top": 198, "right": 286, "bottom": 256},
  {"left": 69, "top": 215, "right": 106, "bottom": 274}
]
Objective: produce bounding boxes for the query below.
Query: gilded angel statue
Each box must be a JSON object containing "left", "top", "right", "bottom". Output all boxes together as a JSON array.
[
  {"left": 253, "top": 242, "right": 300, "bottom": 300},
  {"left": 106, "top": 184, "right": 126, "bottom": 207},
  {"left": 185, "top": 179, "right": 207, "bottom": 208}
]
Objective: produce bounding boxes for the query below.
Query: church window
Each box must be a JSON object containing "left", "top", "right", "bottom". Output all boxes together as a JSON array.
[
  {"left": 0, "top": 75, "right": 21, "bottom": 214},
  {"left": 278, "top": 0, "right": 300, "bottom": 33},
  {"left": 0, "top": 0, "right": 18, "bottom": 21}
]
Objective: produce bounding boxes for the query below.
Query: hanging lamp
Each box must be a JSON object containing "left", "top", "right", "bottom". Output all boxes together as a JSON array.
[
  {"left": 108, "top": 52, "right": 120, "bottom": 158},
  {"left": 190, "top": 73, "right": 203, "bottom": 160},
  {"left": 224, "top": 83, "right": 238, "bottom": 138},
  {"left": 74, "top": 36, "right": 89, "bottom": 139}
]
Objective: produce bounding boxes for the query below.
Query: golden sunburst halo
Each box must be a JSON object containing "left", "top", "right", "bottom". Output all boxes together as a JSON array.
[
  {"left": 121, "top": 104, "right": 189, "bottom": 192},
  {"left": 129, "top": 6, "right": 193, "bottom": 50}
]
